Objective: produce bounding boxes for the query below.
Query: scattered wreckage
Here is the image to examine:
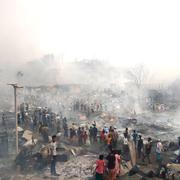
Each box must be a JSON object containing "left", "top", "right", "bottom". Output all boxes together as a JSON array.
[{"left": 14, "top": 128, "right": 71, "bottom": 173}]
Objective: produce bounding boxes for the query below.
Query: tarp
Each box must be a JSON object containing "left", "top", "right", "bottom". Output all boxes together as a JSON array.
[
  {"left": 71, "top": 149, "right": 76, "bottom": 156},
  {"left": 128, "top": 140, "right": 136, "bottom": 166},
  {"left": 17, "top": 126, "right": 24, "bottom": 132},
  {"left": 22, "top": 130, "right": 33, "bottom": 141},
  {"left": 120, "top": 161, "right": 132, "bottom": 176},
  {"left": 167, "top": 163, "right": 180, "bottom": 171},
  {"left": 174, "top": 150, "right": 179, "bottom": 156},
  {"left": 23, "top": 139, "right": 38, "bottom": 147}
]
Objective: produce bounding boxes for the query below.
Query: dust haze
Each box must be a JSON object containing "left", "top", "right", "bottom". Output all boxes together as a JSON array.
[{"left": 0, "top": 0, "right": 180, "bottom": 179}]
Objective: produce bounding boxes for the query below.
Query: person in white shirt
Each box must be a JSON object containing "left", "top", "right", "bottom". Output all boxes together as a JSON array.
[
  {"left": 50, "top": 135, "right": 59, "bottom": 176},
  {"left": 156, "top": 139, "right": 163, "bottom": 153},
  {"left": 156, "top": 139, "right": 163, "bottom": 167}
]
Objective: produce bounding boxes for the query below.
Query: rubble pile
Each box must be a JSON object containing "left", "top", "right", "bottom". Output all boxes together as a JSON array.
[
  {"left": 54, "top": 154, "right": 96, "bottom": 179},
  {"left": 0, "top": 84, "right": 180, "bottom": 180}
]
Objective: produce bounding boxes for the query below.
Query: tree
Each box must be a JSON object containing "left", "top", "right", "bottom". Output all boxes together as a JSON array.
[
  {"left": 124, "top": 64, "right": 149, "bottom": 114},
  {"left": 125, "top": 64, "right": 148, "bottom": 89},
  {"left": 17, "top": 71, "right": 23, "bottom": 78}
]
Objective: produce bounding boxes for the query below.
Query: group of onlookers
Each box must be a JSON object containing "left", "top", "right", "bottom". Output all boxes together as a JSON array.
[{"left": 95, "top": 150, "right": 121, "bottom": 180}]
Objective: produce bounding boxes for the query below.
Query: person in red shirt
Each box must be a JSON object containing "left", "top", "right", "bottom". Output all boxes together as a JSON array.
[
  {"left": 96, "top": 154, "right": 105, "bottom": 180},
  {"left": 100, "top": 129, "right": 106, "bottom": 143}
]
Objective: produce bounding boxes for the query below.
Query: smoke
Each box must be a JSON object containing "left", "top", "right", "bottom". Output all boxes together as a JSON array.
[
  {"left": 6, "top": 55, "right": 124, "bottom": 88},
  {"left": 0, "top": 54, "right": 152, "bottom": 114},
  {"left": 0, "top": 55, "right": 124, "bottom": 111},
  {"left": 1, "top": 54, "right": 180, "bottom": 117}
]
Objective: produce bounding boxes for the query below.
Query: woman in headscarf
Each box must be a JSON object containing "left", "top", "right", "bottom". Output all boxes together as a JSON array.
[
  {"left": 114, "top": 150, "right": 121, "bottom": 177},
  {"left": 106, "top": 151, "right": 116, "bottom": 180}
]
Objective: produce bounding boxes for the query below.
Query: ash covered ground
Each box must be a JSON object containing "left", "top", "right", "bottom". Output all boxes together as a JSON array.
[
  {"left": 0, "top": 60, "right": 180, "bottom": 180},
  {"left": 0, "top": 82, "right": 180, "bottom": 180}
]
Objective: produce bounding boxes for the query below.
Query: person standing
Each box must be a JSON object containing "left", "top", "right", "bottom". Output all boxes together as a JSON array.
[
  {"left": 113, "top": 128, "right": 119, "bottom": 148},
  {"left": 122, "top": 136, "right": 129, "bottom": 159},
  {"left": 106, "top": 134, "right": 112, "bottom": 152},
  {"left": 156, "top": 139, "right": 163, "bottom": 167},
  {"left": 178, "top": 137, "right": 180, "bottom": 156},
  {"left": 2, "top": 113, "right": 6, "bottom": 127},
  {"left": 106, "top": 151, "right": 116, "bottom": 180},
  {"left": 124, "top": 128, "right": 129, "bottom": 140},
  {"left": 100, "top": 129, "right": 106, "bottom": 143},
  {"left": 89, "top": 126, "right": 93, "bottom": 144},
  {"left": 92, "top": 124, "right": 98, "bottom": 143},
  {"left": 114, "top": 150, "right": 121, "bottom": 177},
  {"left": 95, "top": 154, "right": 105, "bottom": 180},
  {"left": 143, "top": 138, "right": 152, "bottom": 164},
  {"left": 84, "top": 131, "right": 88, "bottom": 144},
  {"left": 63, "top": 123, "right": 69, "bottom": 138},
  {"left": 132, "top": 130, "right": 138, "bottom": 147},
  {"left": 50, "top": 135, "right": 59, "bottom": 176},
  {"left": 70, "top": 128, "right": 74, "bottom": 142},
  {"left": 137, "top": 135, "right": 144, "bottom": 159},
  {"left": 77, "top": 127, "right": 83, "bottom": 145}
]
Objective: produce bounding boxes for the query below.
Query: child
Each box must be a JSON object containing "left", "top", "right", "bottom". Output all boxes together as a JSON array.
[{"left": 95, "top": 154, "right": 105, "bottom": 180}]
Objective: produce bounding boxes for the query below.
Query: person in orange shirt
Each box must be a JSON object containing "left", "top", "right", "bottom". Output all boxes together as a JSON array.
[
  {"left": 95, "top": 154, "right": 105, "bottom": 180},
  {"left": 107, "top": 134, "right": 112, "bottom": 144}
]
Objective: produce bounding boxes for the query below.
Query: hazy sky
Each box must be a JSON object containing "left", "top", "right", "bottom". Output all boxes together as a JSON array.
[{"left": 0, "top": 0, "right": 180, "bottom": 81}]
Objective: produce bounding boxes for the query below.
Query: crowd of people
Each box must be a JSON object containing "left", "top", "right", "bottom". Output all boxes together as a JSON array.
[
  {"left": 63, "top": 120, "right": 120, "bottom": 151},
  {"left": 47, "top": 117, "right": 156, "bottom": 179},
  {"left": 17, "top": 106, "right": 57, "bottom": 131},
  {"left": 51, "top": 118, "right": 179, "bottom": 179},
  {"left": 72, "top": 99, "right": 108, "bottom": 119},
  {"left": 95, "top": 151, "right": 121, "bottom": 180},
  {"left": 73, "top": 100, "right": 104, "bottom": 114},
  {"left": 1, "top": 102, "right": 180, "bottom": 179},
  {"left": 93, "top": 127, "right": 180, "bottom": 180}
]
